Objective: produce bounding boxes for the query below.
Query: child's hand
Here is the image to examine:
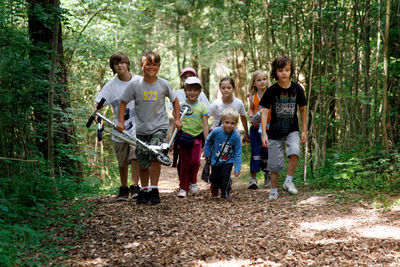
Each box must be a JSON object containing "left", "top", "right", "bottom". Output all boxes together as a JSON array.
[
  {"left": 301, "top": 131, "right": 307, "bottom": 144},
  {"left": 234, "top": 172, "right": 239, "bottom": 177},
  {"left": 242, "top": 133, "right": 250, "bottom": 143},
  {"left": 115, "top": 122, "right": 125, "bottom": 133},
  {"left": 174, "top": 119, "right": 183, "bottom": 131},
  {"left": 261, "top": 135, "right": 269, "bottom": 148}
]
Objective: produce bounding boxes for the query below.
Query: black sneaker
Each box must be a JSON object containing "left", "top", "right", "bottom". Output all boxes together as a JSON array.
[
  {"left": 116, "top": 186, "right": 129, "bottom": 201},
  {"left": 149, "top": 188, "right": 161, "bottom": 204},
  {"left": 130, "top": 185, "right": 140, "bottom": 200},
  {"left": 136, "top": 190, "right": 150, "bottom": 204}
]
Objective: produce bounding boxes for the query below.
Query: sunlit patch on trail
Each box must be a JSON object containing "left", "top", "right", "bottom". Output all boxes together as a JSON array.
[{"left": 355, "top": 225, "right": 400, "bottom": 240}]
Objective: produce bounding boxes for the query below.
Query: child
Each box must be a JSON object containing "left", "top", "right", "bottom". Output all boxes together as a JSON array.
[
  {"left": 116, "top": 51, "right": 182, "bottom": 204},
  {"left": 176, "top": 76, "right": 209, "bottom": 197},
  {"left": 260, "top": 56, "right": 307, "bottom": 200},
  {"left": 94, "top": 52, "right": 140, "bottom": 201},
  {"left": 204, "top": 108, "right": 242, "bottom": 201},
  {"left": 248, "top": 70, "right": 271, "bottom": 190},
  {"left": 209, "top": 77, "right": 249, "bottom": 142},
  {"left": 169, "top": 67, "right": 210, "bottom": 168}
]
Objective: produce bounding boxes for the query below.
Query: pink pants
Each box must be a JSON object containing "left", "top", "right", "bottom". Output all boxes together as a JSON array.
[{"left": 179, "top": 138, "right": 202, "bottom": 191}]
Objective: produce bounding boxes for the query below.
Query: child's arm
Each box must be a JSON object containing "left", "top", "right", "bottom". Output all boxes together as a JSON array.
[
  {"left": 116, "top": 100, "right": 127, "bottom": 133},
  {"left": 172, "top": 98, "right": 183, "bottom": 131},
  {"left": 299, "top": 105, "right": 307, "bottom": 144},
  {"left": 240, "top": 115, "right": 250, "bottom": 143},
  {"left": 233, "top": 134, "right": 242, "bottom": 175},
  {"left": 202, "top": 115, "right": 209, "bottom": 140},
  {"left": 261, "top": 108, "right": 270, "bottom": 148}
]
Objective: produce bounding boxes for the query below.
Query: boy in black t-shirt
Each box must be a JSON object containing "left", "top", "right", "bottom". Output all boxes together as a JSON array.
[{"left": 260, "top": 56, "right": 307, "bottom": 200}]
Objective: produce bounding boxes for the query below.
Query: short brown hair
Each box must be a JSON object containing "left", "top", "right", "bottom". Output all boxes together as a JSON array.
[
  {"left": 141, "top": 51, "right": 161, "bottom": 65},
  {"left": 271, "top": 56, "right": 293, "bottom": 81},
  {"left": 109, "top": 52, "right": 130, "bottom": 74}
]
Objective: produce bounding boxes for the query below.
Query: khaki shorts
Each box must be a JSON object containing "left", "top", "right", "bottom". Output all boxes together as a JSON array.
[
  {"left": 113, "top": 141, "right": 136, "bottom": 167},
  {"left": 136, "top": 129, "right": 167, "bottom": 169}
]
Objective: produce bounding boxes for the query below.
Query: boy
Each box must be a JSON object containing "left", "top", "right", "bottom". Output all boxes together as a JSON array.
[
  {"left": 260, "top": 56, "right": 307, "bottom": 200},
  {"left": 177, "top": 76, "right": 209, "bottom": 198},
  {"left": 94, "top": 52, "right": 140, "bottom": 201},
  {"left": 204, "top": 108, "right": 242, "bottom": 201},
  {"left": 116, "top": 51, "right": 182, "bottom": 204}
]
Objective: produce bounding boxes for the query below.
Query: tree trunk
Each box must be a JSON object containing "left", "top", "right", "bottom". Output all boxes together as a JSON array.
[{"left": 381, "top": 0, "right": 391, "bottom": 152}]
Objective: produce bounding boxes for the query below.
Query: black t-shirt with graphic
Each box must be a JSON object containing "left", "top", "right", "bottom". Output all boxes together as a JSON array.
[{"left": 259, "top": 82, "right": 307, "bottom": 140}]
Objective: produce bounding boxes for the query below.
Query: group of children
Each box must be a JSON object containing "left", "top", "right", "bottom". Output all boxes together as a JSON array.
[{"left": 93, "top": 50, "right": 307, "bottom": 204}]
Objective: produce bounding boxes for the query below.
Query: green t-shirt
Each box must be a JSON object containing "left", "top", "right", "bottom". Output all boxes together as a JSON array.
[{"left": 181, "top": 100, "right": 209, "bottom": 137}]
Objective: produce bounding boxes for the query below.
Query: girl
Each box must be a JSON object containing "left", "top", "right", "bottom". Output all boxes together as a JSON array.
[
  {"left": 209, "top": 77, "right": 249, "bottom": 142},
  {"left": 177, "top": 76, "right": 209, "bottom": 197},
  {"left": 248, "top": 70, "right": 271, "bottom": 190}
]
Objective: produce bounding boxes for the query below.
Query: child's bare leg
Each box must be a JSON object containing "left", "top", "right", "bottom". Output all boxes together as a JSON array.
[
  {"left": 150, "top": 161, "right": 161, "bottom": 186},
  {"left": 139, "top": 168, "right": 149, "bottom": 187},
  {"left": 270, "top": 172, "right": 279, "bottom": 188},
  {"left": 131, "top": 160, "right": 140, "bottom": 185},
  {"left": 119, "top": 166, "right": 129, "bottom": 187},
  {"left": 287, "top": 155, "right": 299, "bottom": 176}
]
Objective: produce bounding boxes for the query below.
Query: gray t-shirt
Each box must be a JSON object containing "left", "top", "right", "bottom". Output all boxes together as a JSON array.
[
  {"left": 121, "top": 76, "right": 177, "bottom": 135},
  {"left": 95, "top": 74, "right": 136, "bottom": 142}
]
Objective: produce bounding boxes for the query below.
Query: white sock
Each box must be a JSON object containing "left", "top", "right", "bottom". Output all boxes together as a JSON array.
[
  {"left": 149, "top": 185, "right": 158, "bottom": 190},
  {"left": 285, "top": 175, "right": 293, "bottom": 183},
  {"left": 142, "top": 186, "right": 150, "bottom": 191},
  {"left": 271, "top": 188, "right": 278, "bottom": 194}
]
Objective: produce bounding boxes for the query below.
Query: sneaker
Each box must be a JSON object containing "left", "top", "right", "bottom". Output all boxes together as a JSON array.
[
  {"left": 130, "top": 185, "right": 140, "bottom": 200},
  {"left": 248, "top": 179, "right": 258, "bottom": 189},
  {"left": 149, "top": 188, "right": 161, "bottom": 204},
  {"left": 283, "top": 180, "right": 298, "bottom": 194},
  {"left": 264, "top": 171, "right": 271, "bottom": 188},
  {"left": 178, "top": 189, "right": 187, "bottom": 198},
  {"left": 136, "top": 189, "right": 150, "bottom": 204},
  {"left": 189, "top": 183, "right": 199, "bottom": 195},
  {"left": 210, "top": 184, "right": 219, "bottom": 197},
  {"left": 269, "top": 191, "right": 278, "bottom": 201},
  {"left": 116, "top": 186, "right": 129, "bottom": 201}
]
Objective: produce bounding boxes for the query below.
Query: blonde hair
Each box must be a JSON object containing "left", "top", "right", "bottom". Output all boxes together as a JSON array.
[
  {"left": 248, "top": 70, "right": 268, "bottom": 95},
  {"left": 221, "top": 108, "right": 239, "bottom": 123}
]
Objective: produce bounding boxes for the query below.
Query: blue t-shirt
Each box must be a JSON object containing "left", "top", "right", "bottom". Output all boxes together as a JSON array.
[{"left": 204, "top": 126, "right": 242, "bottom": 174}]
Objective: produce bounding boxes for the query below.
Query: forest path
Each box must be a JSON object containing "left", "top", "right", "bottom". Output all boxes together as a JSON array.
[{"left": 55, "top": 162, "right": 400, "bottom": 266}]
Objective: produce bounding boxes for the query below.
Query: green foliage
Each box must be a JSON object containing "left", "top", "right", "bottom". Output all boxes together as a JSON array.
[{"left": 307, "top": 147, "right": 400, "bottom": 196}]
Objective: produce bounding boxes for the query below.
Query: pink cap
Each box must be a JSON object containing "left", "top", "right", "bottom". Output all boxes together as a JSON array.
[{"left": 180, "top": 67, "right": 197, "bottom": 77}]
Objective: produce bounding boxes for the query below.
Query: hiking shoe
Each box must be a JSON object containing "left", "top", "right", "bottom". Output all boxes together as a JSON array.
[
  {"left": 178, "top": 189, "right": 187, "bottom": 198},
  {"left": 189, "top": 183, "right": 199, "bottom": 195},
  {"left": 264, "top": 171, "right": 271, "bottom": 188},
  {"left": 283, "top": 180, "right": 298, "bottom": 194},
  {"left": 117, "top": 186, "right": 129, "bottom": 201},
  {"left": 248, "top": 179, "right": 258, "bottom": 189},
  {"left": 210, "top": 185, "right": 219, "bottom": 197},
  {"left": 269, "top": 191, "right": 278, "bottom": 201},
  {"left": 149, "top": 188, "right": 161, "bottom": 204},
  {"left": 130, "top": 185, "right": 140, "bottom": 200},
  {"left": 136, "top": 190, "right": 150, "bottom": 204}
]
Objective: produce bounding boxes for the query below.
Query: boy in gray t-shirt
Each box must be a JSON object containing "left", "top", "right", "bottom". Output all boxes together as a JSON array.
[{"left": 117, "top": 51, "right": 182, "bottom": 204}]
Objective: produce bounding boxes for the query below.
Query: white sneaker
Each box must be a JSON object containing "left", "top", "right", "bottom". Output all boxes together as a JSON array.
[
  {"left": 189, "top": 183, "right": 199, "bottom": 194},
  {"left": 269, "top": 191, "right": 278, "bottom": 201},
  {"left": 178, "top": 189, "right": 187, "bottom": 198},
  {"left": 283, "top": 180, "right": 298, "bottom": 194},
  {"left": 248, "top": 179, "right": 258, "bottom": 189}
]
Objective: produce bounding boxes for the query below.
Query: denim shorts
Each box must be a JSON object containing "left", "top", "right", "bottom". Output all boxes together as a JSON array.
[
  {"left": 267, "top": 131, "right": 300, "bottom": 173},
  {"left": 136, "top": 129, "right": 167, "bottom": 169}
]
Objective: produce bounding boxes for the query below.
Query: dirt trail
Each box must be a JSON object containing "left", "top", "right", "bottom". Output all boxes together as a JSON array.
[{"left": 55, "top": 162, "right": 400, "bottom": 266}]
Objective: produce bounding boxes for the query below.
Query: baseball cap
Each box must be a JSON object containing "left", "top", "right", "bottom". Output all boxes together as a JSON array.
[
  {"left": 180, "top": 67, "right": 197, "bottom": 77},
  {"left": 184, "top": 76, "right": 202, "bottom": 88}
]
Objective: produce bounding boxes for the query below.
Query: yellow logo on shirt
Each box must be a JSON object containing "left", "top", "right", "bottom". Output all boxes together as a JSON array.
[{"left": 143, "top": 91, "right": 158, "bottom": 101}]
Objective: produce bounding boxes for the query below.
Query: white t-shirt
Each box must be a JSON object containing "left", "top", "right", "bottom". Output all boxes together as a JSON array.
[
  {"left": 121, "top": 76, "right": 177, "bottom": 135},
  {"left": 95, "top": 74, "right": 136, "bottom": 142},
  {"left": 209, "top": 97, "right": 247, "bottom": 129},
  {"left": 168, "top": 89, "right": 210, "bottom": 110}
]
